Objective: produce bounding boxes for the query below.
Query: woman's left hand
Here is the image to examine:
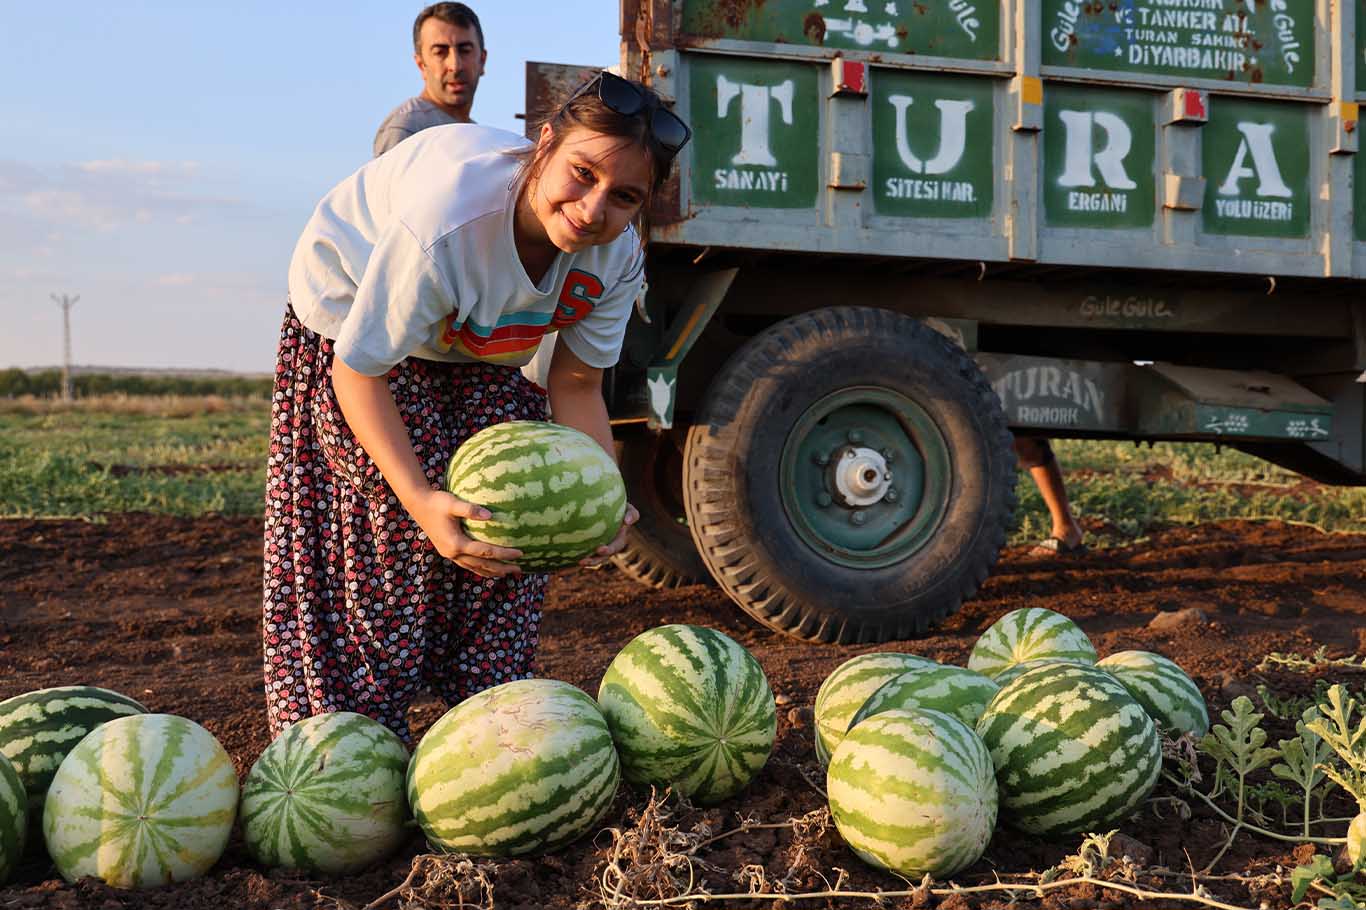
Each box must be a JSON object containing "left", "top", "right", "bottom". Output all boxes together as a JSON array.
[{"left": 580, "top": 502, "right": 639, "bottom": 569}]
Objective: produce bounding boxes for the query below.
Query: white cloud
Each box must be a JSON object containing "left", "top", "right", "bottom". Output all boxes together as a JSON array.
[
  {"left": 78, "top": 159, "right": 200, "bottom": 177},
  {"left": 155, "top": 273, "right": 195, "bottom": 286},
  {"left": 0, "top": 157, "right": 246, "bottom": 232}
]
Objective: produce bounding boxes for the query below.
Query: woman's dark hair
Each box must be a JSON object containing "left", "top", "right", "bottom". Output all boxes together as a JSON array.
[
  {"left": 511, "top": 74, "right": 686, "bottom": 250},
  {"left": 413, "top": 2, "right": 485, "bottom": 53}
]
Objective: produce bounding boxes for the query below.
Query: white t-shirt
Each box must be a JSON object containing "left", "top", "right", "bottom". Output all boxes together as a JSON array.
[{"left": 288, "top": 124, "right": 644, "bottom": 377}]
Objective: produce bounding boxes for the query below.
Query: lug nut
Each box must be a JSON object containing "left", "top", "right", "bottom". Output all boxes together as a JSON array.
[
  {"left": 850, "top": 510, "right": 866, "bottom": 525},
  {"left": 817, "top": 492, "right": 832, "bottom": 508},
  {"left": 813, "top": 452, "right": 829, "bottom": 466},
  {"left": 886, "top": 488, "right": 899, "bottom": 503},
  {"left": 848, "top": 430, "right": 864, "bottom": 444},
  {"left": 881, "top": 448, "right": 894, "bottom": 462}
]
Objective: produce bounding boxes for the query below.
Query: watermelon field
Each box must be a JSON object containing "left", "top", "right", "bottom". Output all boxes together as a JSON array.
[{"left": 2, "top": 400, "right": 1366, "bottom": 909}]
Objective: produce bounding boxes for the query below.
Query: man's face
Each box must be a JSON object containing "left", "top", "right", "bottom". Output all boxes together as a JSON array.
[{"left": 415, "top": 17, "right": 485, "bottom": 120}]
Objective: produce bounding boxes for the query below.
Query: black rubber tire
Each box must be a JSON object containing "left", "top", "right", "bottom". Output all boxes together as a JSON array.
[
  {"left": 683, "top": 307, "right": 1016, "bottom": 643},
  {"left": 611, "top": 428, "right": 715, "bottom": 589}
]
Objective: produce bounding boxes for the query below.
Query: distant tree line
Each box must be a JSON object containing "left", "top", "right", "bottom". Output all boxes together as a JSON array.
[{"left": 0, "top": 369, "right": 272, "bottom": 399}]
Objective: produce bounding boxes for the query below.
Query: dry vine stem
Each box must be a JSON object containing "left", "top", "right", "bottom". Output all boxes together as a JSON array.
[
  {"left": 597, "top": 874, "right": 1260, "bottom": 909},
  {"left": 362, "top": 854, "right": 497, "bottom": 910}
]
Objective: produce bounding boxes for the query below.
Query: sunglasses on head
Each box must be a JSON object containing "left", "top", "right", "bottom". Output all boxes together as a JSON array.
[{"left": 568, "top": 70, "right": 692, "bottom": 156}]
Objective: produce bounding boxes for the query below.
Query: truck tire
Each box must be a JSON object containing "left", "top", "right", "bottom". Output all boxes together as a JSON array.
[
  {"left": 683, "top": 307, "right": 1015, "bottom": 643},
  {"left": 611, "top": 427, "right": 714, "bottom": 588}
]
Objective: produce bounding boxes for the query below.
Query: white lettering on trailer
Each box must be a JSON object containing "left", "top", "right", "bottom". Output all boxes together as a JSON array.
[
  {"left": 1067, "top": 191, "right": 1128, "bottom": 213},
  {"left": 1078, "top": 296, "right": 1174, "bottom": 319},
  {"left": 1016, "top": 406, "right": 1082, "bottom": 425},
  {"left": 948, "top": 0, "right": 981, "bottom": 41},
  {"left": 1049, "top": 0, "right": 1300, "bottom": 77},
  {"left": 883, "top": 177, "right": 976, "bottom": 202},
  {"left": 992, "top": 367, "right": 1105, "bottom": 424},
  {"left": 888, "top": 96, "right": 974, "bottom": 175},
  {"left": 1057, "top": 110, "right": 1138, "bottom": 191},
  {"left": 1218, "top": 123, "right": 1294, "bottom": 199},
  {"left": 1213, "top": 198, "right": 1294, "bottom": 221},
  {"left": 716, "top": 76, "right": 794, "bottom": 168},
  {"left": 714, "top": 169, "right": 791, "bottom": 193}
]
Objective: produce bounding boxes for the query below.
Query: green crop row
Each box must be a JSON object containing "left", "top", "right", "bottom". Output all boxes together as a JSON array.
[{"left": 1, "top": 403, "right": 1364, "bottom": 536}]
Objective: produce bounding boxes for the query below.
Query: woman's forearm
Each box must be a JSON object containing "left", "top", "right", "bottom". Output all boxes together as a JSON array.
[
  {"left": 548, "top": 379, "right": 615, "bottom": 459},
  {"left": 331, "top": 358, "right": 434, "bottom": 507}
]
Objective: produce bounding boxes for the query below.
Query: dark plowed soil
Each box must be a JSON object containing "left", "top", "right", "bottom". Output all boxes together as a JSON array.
[{"left": 2, "top": 515, "right": 1364, "bottom": 909}]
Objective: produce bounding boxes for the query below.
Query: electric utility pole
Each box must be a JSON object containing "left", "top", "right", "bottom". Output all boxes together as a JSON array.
[{"left": 51, "top": 293, "right": 79, "bottom": 401}]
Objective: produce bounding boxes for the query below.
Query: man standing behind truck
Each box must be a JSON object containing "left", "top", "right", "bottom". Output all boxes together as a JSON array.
[{"left": 373, "top": 3, "right": 487, "bottom": 157}]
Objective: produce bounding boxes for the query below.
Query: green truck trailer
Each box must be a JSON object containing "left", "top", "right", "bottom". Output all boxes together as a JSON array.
[{"left": 526, "top": 0, "right": 1366, "bottom": 644}]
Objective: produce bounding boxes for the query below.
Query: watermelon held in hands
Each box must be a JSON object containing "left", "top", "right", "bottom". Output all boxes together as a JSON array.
[
  {"left": 0, "top": 685, "right": 148, "bottom": 816},
  {"left": 598, "top": 624, "right": 776, "bottom": 805},
  {"left": 43, "top": 714, "right": 238, "bottom": 888},
  {"left": 0, "top": 753, "right": 24, "bottom": 886},
  {"left": 975, "top": 662, "right": 1160, "bottom": 837},
  {"left": 444, "top": 420, "right": 627, "bottom": 570},
  {"left": 828, "top": 708, "right": 997, "bottom": 879},
  {"left": 241, "top": 711, "right": 411, "bottom": 875},
  {"left": 967, "top": 607, "right": 1097, "bottom": 680},
  {"left": 407, "top": 678, "right": 619, "bottom": 857}
]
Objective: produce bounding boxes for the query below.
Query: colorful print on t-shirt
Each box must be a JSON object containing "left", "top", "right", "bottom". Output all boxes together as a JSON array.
[{"left": 439, "top": 268, "right": 606, "bottom": 364}]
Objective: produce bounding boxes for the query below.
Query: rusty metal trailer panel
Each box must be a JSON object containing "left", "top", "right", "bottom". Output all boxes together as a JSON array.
[{"left": 617, "top": 0, "right": 1366, "bottom": 278}]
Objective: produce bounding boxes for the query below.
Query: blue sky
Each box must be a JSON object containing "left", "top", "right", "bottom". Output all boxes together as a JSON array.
[{"left": 0, "top": 2, "right": 619, "bottom": 373}]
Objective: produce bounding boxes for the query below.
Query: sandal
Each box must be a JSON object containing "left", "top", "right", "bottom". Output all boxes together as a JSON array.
[{"left": 1029, "top": 536, "right": 1089, "bottom": 558}]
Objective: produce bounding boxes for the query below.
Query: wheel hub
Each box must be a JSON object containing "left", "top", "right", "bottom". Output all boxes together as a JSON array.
[
  {"left": 829, "top": 445, "right": 891, "bottom": 507},
  {"left": 779, "top": 388, "right": 952, "bottom": 569}
]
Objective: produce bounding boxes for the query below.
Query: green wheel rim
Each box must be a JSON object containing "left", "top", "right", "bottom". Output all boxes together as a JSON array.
[{"left": 779, "top": 388, "right": 951, "bottom": 569}]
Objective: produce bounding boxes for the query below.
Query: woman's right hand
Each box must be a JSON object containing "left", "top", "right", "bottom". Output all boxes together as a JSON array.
[{"left": 407, "top": 488, "right": 524, "bottom": 577}]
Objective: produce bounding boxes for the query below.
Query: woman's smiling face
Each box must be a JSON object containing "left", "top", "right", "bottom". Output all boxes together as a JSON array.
[{"left": 525, "top": 124, "right": 653, "bottom": 254}]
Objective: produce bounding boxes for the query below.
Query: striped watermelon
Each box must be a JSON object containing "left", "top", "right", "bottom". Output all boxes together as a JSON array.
[
  {"left": 849, "top": 665, "right": 999, "bottom": 731},
  {"left": 975, "top": 663, "right": 1160, "bottom": 836},
  {"left": 967, "top": 608, "right": 1097, "bottom": 679},
  {"left": 445, "top": 420, "right": 627, "bottom": 569},
  {"left": 43, "top": 714, "right": 238, "bottom": 888},
  {"left": 0, "top": 685, "right": 148, "bottom": 814},
  {"left": 992, "top": 657, "right": 1093, "bottom": 688},
  {"left": 814, "top": 652, "right": 938, "bottom": 769},
  {"left": 828, "top": 708, "right": 997, "bottom": 878},
  {"left": 0, "top": 753, "right": 24, "bottom": 885},
  {"left": 408, "top": 678, "right": 618, "bottom": 856},
  {"left": 1097, "top": 650, "right": 1209, "bottom": 738},
  {"left": 241, "top": 712, "right": 411, "bottom": 874},
  {"left": 598, "top": 624, "right": 775, "bottom": 805}
]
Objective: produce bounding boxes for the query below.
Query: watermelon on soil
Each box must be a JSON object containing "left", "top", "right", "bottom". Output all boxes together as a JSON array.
[
  {"left": 0, "top": 753, "right": 24, "bottom": 885},
  {"left": 991, "top": 657, "right": 1093, "bottom": 688},
  {"left": 967, "top": 608, "right": 1097, "bottom": 680},
  {"left": 598, "top": 624, "right": 776, "bottom": 805},
  {"left": 1097, "top": 650, "right": 1210, "bottom": 738},
  {"left": 813, "top": 652, "right": 938, "bottom": 769},
  {"left": 240, "top": 711, "right": 411, "bottom": 874},
  {"left": 0, "top": 685, "right": 148, "bottom": 814},
  {"left": 1349, "top": 812, "right": 1365, "bottom": 866},
  {"left": 407, "top": 678, "right": 618, "bottom": 856},
  {"left": 975, "top": 662, "right": 1160, "bottom": 836},
  {"left": 43, "top": 714, "right": 238, "bottom": 888},
  {"left": 848, "top": 664, "right": 999, "bottom": 732},
  {"left": 828, "top": 708, "right": 997, "bottom": 879},
  {"left": 445, "top": 420, "right": 627, "bottom": 569}
]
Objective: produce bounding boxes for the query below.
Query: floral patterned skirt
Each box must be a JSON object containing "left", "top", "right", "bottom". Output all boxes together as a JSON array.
[{"left": 261, "top": 305, "right": 550, "bottom": 744}]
